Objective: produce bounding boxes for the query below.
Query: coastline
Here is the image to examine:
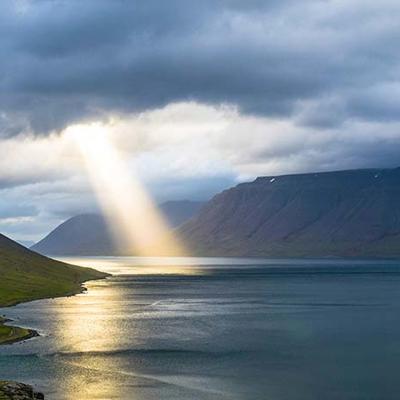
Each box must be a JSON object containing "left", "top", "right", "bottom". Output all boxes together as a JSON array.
[
  {"left": 0, "top": 283, "right": 91, "bottom": 308},
  {"left": 0, "top": 284, "right": 80, "bottom": 345},
  {"left": 0, "top": 276, "right": 109, "bottom": 345},
  {"left": 0, "top": 274, "right": 110, "bottom": 399},
  {"left": 0, "top": 316, "right": 39, "bottom": 345}
]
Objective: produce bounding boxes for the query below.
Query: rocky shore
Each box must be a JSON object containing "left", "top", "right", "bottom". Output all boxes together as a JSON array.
[{"left": 0, "top": 381, "right": 44, "bottom": 399}]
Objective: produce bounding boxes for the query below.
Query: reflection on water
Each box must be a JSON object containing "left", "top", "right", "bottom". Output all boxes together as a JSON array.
[
  {"left": 1, "top": 257, "right": 400, "bottom": 399},
  {"left": 52, "top": 282, "right": 124, "bottom": 399},
  {"left": 56, "top": 256, "right": 273, "bottom": 275},
  {"left": 58, "top": 256, "right": 207, "bottom": 276},
  {"left": 55, "top": 281, "right": 122, "bottom": 353}
]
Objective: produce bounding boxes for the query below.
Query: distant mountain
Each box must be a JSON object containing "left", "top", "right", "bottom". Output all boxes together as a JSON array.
[
  {"left": 32, "top": 200, "right": 205, "bottom": 256},
  {"left": 178, "top": 168, "right": 400, "bottom": 258},
  {"left": 31, "top": 214, "right": 115, "bottom": 256},
  {"left": 0, "top": 233, "right": 107, "bottom": 307},
  {"left": 159, "top": 200, "right": 205, "bottom": 227}
]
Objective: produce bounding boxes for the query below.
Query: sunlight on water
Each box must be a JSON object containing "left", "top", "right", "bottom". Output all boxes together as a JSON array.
[
  {"left": 55, "top": 288, "right": 122, "bottom": 353},
  {"left": 58, "top": 256, "right": 207, "bottom": 275},
  {"left": 50, "top": 279, "right": 127, "bottom": 399},
  {"left": 3, "top": 258, "right": 400, "bottom": 399},
  {"left": 57, "top": 255, "right": 278, "bottom": 275}
]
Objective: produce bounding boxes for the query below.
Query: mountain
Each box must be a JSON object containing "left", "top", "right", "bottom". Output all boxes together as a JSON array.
[
  {"left": 0, "top": 233, "right": 108, "bottom": 307},
  {"left": 178, "top": 168, "right": 400, "bottom": 258},
  {"left": 32, "top": 200, "right": 205, "bottom": 256},
  {"left": 31, "top": 214, "right": 115, "bottom": 256},
  {"left": 159, "top": 200, "right": 205, "bottom": 227}
]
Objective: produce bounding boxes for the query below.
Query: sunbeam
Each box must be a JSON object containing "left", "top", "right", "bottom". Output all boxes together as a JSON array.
[{"left": 66, "top": 123, "right": 185, "bottom": 256}]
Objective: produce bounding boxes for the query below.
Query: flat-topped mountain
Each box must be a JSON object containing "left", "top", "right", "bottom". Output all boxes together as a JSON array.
[
  {"left": 32, "top": 200, "right": 205, "bottom": 256},
  {"left": 0, "top": 233, "right": 107, "bottom": 307},
  {"left": 178, "top": 167, "right": 400, "bottom": 257}
]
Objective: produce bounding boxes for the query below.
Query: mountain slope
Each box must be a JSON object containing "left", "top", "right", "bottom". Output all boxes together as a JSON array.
[
  {"left": 31, "top": 214, "right": 115, "bottom": 256},
  {"left": 178, "top": 168, "right": 400, "bottom": 257},
  {"left": 0, "top": 233, "right": 108, "bottom": 307},
  {"left": 159, "top": 200, "right": 205, "bottom": 227},
  {"left": 32, "top": 200, "right": 205, "bottom": 256}
]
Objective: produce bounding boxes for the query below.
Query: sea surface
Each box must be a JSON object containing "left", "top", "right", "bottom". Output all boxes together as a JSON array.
[{"left": 1, "top": 257, "right": 400, "bottom": 399}]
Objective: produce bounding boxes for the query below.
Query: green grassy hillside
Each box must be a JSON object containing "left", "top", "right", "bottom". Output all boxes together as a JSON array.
[{"left": 0, "top": 233, "right": 108, "bottom": 307}]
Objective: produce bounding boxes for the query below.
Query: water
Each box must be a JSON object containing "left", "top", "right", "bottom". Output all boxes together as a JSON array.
[{"left": 1, "top": 257, "right": 400, "bottom": 399}]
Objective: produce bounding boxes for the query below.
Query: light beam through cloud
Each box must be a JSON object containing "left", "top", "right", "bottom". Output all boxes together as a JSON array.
[{"left": 66, "top": 123, "right": 185, "bottom": 256}]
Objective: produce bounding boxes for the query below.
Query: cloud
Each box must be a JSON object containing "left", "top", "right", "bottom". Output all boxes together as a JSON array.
[
  {"left": 1, "top": 100, "right": 400, "bottom": 241},
  {"left": 0, "top": 199, "right": 37, "bottom": 219},
  {"left": 1, "top": 0, "right": 400, "bottom": 135},
  {"left": 1, "top": 0, "right": 400, "bottom": 241},
  {"left": 4, "top": 100, "right": 398, "bottom": 188}
]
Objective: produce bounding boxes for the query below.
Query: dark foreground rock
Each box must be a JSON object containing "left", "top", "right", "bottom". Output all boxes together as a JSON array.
[{"left": 0, "top": 381, "right": 44, "bottom": 399}]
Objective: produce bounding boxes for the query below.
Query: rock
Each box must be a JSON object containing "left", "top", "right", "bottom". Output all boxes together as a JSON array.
[{"left": 0, "top": 381, "right": 44, "bottom": 399}]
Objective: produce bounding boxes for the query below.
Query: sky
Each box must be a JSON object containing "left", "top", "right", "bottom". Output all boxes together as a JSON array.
[{"left": 1, "top": 0, "right": 400, "bottom": 242}]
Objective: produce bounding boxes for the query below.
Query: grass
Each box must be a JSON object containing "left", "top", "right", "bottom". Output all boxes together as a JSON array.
[
  {"left": 0, "top": 233, "right": 109, "bottom": 344},
  {"left": 0, "top": 234, "right": 109, "bottom": 307},
  {"left": 0, "top": 317, "right": 34, "bottom": 345}
]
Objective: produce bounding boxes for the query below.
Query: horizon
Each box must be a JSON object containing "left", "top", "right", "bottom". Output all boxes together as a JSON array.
[
  {"left": 7, "top": 164, "right": 400, "bottom": 244},
  {"left": 24, "top": 164, "right": 400, "bottom": 249}
]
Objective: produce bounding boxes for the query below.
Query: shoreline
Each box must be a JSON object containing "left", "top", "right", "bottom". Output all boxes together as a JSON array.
[
  {"left": 0, "top": 271, "right": 109, "bottom": 309},
  {"left": 0, "top": 275, "right": 110, "bottom": 399},
  {"left": 0, "top": 316, "right": 39, "bottom": 345},
  {"left": 0, "top": 284, "right": 89, "bottom": 308},
  {"left": 0, "top": 288, "right": 85, "bottom": 346},
  {"left": 0, "top": 276, "right": 109, "bottom": 345}
]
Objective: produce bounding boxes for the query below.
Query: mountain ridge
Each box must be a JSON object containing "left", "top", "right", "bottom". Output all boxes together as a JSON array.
[{"left": 178, "top": 167, "right": 400, "bottom": 257}]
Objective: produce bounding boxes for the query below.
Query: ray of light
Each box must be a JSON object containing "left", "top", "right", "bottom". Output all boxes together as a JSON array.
[{"left": 66, "top": 123, "right": 185, "bottom": 256}]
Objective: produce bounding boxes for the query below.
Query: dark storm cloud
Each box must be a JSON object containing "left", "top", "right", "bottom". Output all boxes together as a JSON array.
[{"left": 1, "top": 0, "right": 400, "bottom": 135}]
